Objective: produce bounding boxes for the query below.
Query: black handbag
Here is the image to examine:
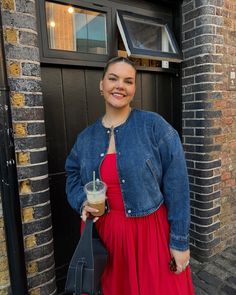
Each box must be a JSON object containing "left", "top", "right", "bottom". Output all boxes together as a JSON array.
[{"left": 65, "top": 218, "right": 108, "bottom": 295}]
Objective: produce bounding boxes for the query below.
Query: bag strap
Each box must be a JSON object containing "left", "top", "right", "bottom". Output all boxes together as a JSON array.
[{"left": 75, "top": 259, "right": 86, "bottom": 295}]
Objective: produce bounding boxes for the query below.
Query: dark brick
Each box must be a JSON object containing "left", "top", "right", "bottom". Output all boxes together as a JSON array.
[
  {"left": 195, "top": 128, "right": 221, "bottom": 136},
  {"left": 182, "top": 76, "right": 195, "bottom": 85},
  {"left": 184, "top": 45, "right": 215, "bottom": 59},
  {"left": 12, "top": 107, "right": 44, "bottom": 121},
  {"left": 37, "top": 254, "right": 55, "bottom": 272},
  {"left": 182, "top": 19, "right": 195, "bottom": 31},
  {"left": 195, "top": 35, "right": 224, "bottom": 46},
  {"left": 184, "top": 6, "right": 216, "bottom": 22},
  {"left": 184, "top": 144, "right": 196, "bottom": 152},
  {"left": 36, "top": 228, "right": 53, "bottom": 246},
  {"left": 195, "top": 73, "right": 223, "bottom": 83},
  {"left": 195, "top": 222, "right": 221, "bottom": 234},
  {"left": 9, "top": 78, "right": 41, "bottom": 92},
  {"left": 185, "top": 152, "right": 213, "bottom": 161},
  {"left": 191, "top": 200, "right": 213, "bottom": 209},
  {"left": 182, "top": 128, "right": 195, "bottom": 135},
  {"left": 22, "top": 62, "right": 41, "bottom": 77},
  {"left": 15, "top": 136, "right": 46, "bottom": 150},
  {"left": 185, "top": 119, "right": 214, "bottom": 128},
  {"left": 195, "top": 14, "right": 223, "bottom": 26},
  {"left": 30, "top": 177, "right": 49, "bottom": 192},
  {"left": 184, "top": 25, "right": 215, "bottom": 40},
  {"left": 192, "top": 83, "right": 215, "bottom": 92},
  {"left": 182, "top": 38, "right": 195, "bottom": 50},
  {"left": 227, "top": 276, "right": 236, "bottom": 286},
  {"left": 15, "top": 0, "right": 36, "bottom": 14},
  {"left": 195, "top": 237, "right": 220, "bottom": 250},
  {"left": 27, "top": 122, "right": 45, "bottom": 135},
  {"left": 195, "top": 0, "right": 223, "bottom": 8},
  {"left": 191, "top": 215, "right": 213, "bottom": 226},
  {"left": 195, "top": 191, "right": 221, "bottom": 202},
  {"left": 190, "top": 184, "right": 214, "bottom": 194},
  {"left": 25, "top": 241, "right": 54, "bottom": 262},
  {"left": 182, "top": 58, "right": 195, "bottom": 68},
  {"left": 36, "top": 279, "right": 57, "bottom": 295},
  {"left": 5, "top": 44, "right": 39, "bottom": 61},
  {"left": 19, "top": 31, "right": 38, "bottom": 47},
  {"left": 17, "top": 162, "right": 48, "bottom": 179},
  {"left": 182, "top": 2, "right": 194, "bottom": 14},
  {"left": 195, "top": 207, "right": 220, "bottom": 218},
  {"left": 195, "top": 91, "right": 222, "bottom": 100},
  {"left": 184, "top": 101, "right": 212, "bottom": 110},
  {"left": 182, "top": 93, "right": 194, "bottom": 102},
  {"left": 184, "top": 64, "right": 214, "bottom": 76},
  {"left": 186, "top": 160, "right": 194, "bottom": 168},
  {"left": 195, "top": 160, "right": 221, "bottom": 170},
  {"left": 188, "top": 168, "right": 213, "bottom": 178},
  {"left": 195, "top": 54, "right": 223, "bottom": 65},
  {"left": 24, "top": 94, "right": 43, "bottom": 107},
  {"left": 195, "top": 176, "right": 221, "bottom": 186},
  {"left": 190, "top": 230, "right": 214, "bottom": 242},
  {"left": 190, "top": 246, "right": 215, "bottom": 261},
  {"left": 185, "top": 136, "right": 213, "bottom": 145},
  {"left": 23, "top": 215, "right": 52, "bottom": 235},
  {"left": 30, "top": 150, "right": 47, "bottom": 164},
  {"left": 27, "top": 268, "right": 55, "bottom": 289},
  {"left": 34, "top": 202, "right": 51, "bottom": 219},
  {"left": 195, "top": 145, "right": 221, "bottom": 153},
  {"left": 20, "top": 190, "right": 50, "bottom": 207},
  {"left": 2, "top": 11, "right": 37, "bottom": 30}
]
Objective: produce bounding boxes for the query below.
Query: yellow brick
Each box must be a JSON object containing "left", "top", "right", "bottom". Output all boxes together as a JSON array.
[
  {"left": 4, "top": 28, "right": 17, "bottom": 43},
  {"left": 0, "top": 270, "right": 10, "bottom": 285},
  {"left": 0, "top": 288, "right": 10, "bottom": 295},
  {"left": 17, "top": 151, "right": 30, "bottom": 165},
  {"left": 29, "top": 288, "right": 40, "bottom": 295},
  {"left": 0, "top": 257, "right": 8, "bottom": 272},
  {"left": 0, "top": 229, "right": 6, "bottom": 243},
  {"left": 27, "top": 261, "right": 38, "bottom": 275},
  {"left": 14, "top": 123, "right": 27, "bottom": 136},
  {"left": 0, "top": 242, "right": 7, "bottom": 255},
  {"left": 19, "top": 180, "right": 31, "bottom": 194},
  {"left": 2, "top": 0, "right": 15, "bottom": 10},
  {"left": 8, "top": 62, "right": 20, "bottom": 76},
  {"left": 11, "top": 93, "right": 25, "bottom": 107},
  {"left": 22, "top": 207, "right": 34, "bottom": 222},
  {"left": 0, "top": 218, "right": 4, "bottom": 228},
  {"left": 25, "top": 235, "right": 37, "bottom": 249}
]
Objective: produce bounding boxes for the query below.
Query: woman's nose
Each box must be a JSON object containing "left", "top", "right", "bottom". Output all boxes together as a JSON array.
[{"left": 115, "top": 80, "right": 124, "bottom": 89}]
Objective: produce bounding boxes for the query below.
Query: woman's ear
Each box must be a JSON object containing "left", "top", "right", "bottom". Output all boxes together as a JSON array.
[{"left": 99, "top": 80, "right": 103, "bottom": 92}]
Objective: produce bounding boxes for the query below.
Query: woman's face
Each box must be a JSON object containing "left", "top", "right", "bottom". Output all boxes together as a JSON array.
[{"left": 100, "top": 61, "right": 136, "bottom": 111}]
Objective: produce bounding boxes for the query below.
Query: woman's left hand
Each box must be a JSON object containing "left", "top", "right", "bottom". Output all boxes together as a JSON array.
[{"left": 170, "top": 248, "right": 190, "bottom": 275}]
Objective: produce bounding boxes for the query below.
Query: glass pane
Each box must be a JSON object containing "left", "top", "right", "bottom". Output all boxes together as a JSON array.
[
  {"left": 45, "top": 1, "right": 107, "bottom": 54},
  {"left": 123, "top": 15, "right": 176, "bottom": 54}
]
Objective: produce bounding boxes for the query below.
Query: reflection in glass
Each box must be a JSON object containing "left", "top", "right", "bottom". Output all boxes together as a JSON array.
[
  {"left": 45, "top": 1, "right": 107, "bottom": 54},
  {"left": 123, "top": 16, "right": 175, "bottom": 54}
]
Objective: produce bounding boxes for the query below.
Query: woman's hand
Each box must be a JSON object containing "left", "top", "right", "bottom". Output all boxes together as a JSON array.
[
  {"left": 170, "top": 248, "right": 190, "bottom": 274},
  {"left": 81, "top": 201, "right": 100, "bottom": 222}
]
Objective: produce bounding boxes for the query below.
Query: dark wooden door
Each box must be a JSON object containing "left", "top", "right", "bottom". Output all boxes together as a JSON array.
[{"left": 41, "top": 66, "right": 179, "bottom": 293}]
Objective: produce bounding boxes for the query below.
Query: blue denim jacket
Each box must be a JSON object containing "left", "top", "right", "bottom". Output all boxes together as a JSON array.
[{"left": 65, "top": 109, "right": 190, "bottom": 251}]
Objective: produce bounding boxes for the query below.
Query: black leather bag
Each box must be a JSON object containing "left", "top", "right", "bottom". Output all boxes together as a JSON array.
[{"left": 65, "top": 218, "right": 108, "bottom": 295}]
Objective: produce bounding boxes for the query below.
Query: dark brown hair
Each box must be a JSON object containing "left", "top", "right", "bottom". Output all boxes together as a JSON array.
[{"left": 102, "top": 56, "right": 137, "bottom": 78}]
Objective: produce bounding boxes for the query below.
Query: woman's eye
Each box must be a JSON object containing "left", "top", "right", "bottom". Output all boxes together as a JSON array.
[
  {"left": 108, "top": 77, "right": 116, "bottom": 81},
  {"left": 126, "top": 80, "right": 133, "bottom": 85}
]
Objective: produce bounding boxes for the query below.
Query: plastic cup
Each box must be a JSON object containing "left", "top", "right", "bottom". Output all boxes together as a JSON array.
[{"left": 84, "top": 180, "right": 107, "bottom": 217}]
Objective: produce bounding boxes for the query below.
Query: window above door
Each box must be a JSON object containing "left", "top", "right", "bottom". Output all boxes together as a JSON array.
[{"left": 117, "top": 10, "right": 182, "bottom": 63}]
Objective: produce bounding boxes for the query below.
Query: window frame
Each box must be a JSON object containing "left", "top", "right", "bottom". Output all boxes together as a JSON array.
[
  {"left": 117, "top": 10, "right": 182, "bottom": 63},
  {"left": 37, "top": 0, "right": 112, "bottom": 67}
]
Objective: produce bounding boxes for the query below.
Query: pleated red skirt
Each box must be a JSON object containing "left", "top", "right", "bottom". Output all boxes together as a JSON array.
[{"left": 84, "top": 153, "right": 194, "bottom": 295}]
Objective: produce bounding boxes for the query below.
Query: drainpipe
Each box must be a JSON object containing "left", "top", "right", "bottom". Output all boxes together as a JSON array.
[{"left": 0, "top": 10, "right": 28, "bottom": 295}]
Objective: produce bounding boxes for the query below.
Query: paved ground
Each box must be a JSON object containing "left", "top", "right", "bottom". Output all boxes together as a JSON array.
[{"left": 190, "top": 244, "right": 236, "bottom": 295}]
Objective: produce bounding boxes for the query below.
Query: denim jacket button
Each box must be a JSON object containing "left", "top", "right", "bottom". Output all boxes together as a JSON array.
[
  {"left": 107, "top": 130, "right": 110, "bottom": 134},
  {"left": 100, "top": 153, "right": 105, "bottom": 157},
  {"left": 122, "top": 179, "right": 125, "bottom": 183},
  {"left": 127, "top": 209, "right": 131, "bottom": 214}
]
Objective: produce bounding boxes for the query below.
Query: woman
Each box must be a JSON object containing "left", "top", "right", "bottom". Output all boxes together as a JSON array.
[{"left": 65, "top": 56, "right": 194, "bottom": 294}]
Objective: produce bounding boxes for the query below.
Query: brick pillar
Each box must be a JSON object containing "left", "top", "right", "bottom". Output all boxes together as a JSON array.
[
  {"left": 182, "top": 0, "right": 236, "bottom": 261},
  {"left": 182, "top": 0, "right": 223, "bottom": 261},
  {"left": 1, "top": 0, "right": 57, "bottom": 294}
]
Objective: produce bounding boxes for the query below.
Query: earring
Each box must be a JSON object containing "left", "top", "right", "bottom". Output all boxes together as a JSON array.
[{"left": 100, "top": 90, "right": 104, "bottom": 96}]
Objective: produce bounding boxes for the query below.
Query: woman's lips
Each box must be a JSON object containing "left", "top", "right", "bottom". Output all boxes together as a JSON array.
[{"left": 112, "top": 92, "right": 126, "bottom": 99}]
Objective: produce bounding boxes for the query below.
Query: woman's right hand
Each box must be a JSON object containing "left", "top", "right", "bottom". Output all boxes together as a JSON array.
[{"left": 81, "top": 201, "right": 100, "bottom": 222}]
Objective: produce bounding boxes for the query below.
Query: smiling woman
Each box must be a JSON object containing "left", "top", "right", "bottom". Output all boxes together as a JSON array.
[{"left": 65, "top": 56, "right": 194, "bottom": 295}]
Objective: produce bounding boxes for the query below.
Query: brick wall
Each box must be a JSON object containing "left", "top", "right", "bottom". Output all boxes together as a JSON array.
[
  {"left": 182, "top": 0, "right": 236, "bottom": 261},
  {"left": 0, "top": 193, "right": 10, "bottom": 295},
  {"left": 0, "top": 0, "right": 57, "bottom": 294}
]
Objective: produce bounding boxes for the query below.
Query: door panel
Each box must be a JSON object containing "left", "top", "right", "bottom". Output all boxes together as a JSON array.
[{"left": 41, "top": 65, "right": 177, "bottom": 293}]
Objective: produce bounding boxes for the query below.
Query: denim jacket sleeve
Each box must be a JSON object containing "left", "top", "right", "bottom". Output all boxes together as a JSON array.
[
  {"left": 158, "top": 129, "right": 190, "bottom": 251},
  {"left": 65, "top": 140, "right": 86, "bottom": 214}
]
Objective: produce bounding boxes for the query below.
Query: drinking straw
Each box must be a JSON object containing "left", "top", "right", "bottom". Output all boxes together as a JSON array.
[{"left": 93, "top": 171, "right": 96, "bottom": 192}]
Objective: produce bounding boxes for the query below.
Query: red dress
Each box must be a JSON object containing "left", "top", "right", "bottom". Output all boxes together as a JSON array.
[{"left": 95, "top": 153, "right": 194, "bottom": 295}]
